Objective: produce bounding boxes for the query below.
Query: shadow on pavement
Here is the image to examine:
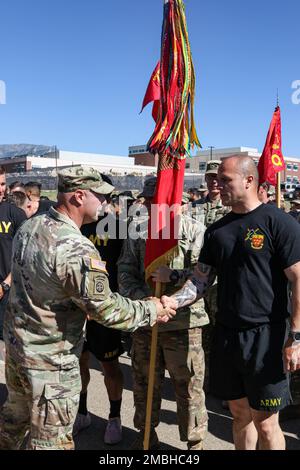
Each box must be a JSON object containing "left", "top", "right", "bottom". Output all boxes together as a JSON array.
[
  {"left": 89, "top": 353, "right": 176, "bottom": 401},
  {"left": 205, "top": 395, "right": 233, "bottom": 445},
  {"left": 74, "top": 412, "right": 180, "bottom": 451}
]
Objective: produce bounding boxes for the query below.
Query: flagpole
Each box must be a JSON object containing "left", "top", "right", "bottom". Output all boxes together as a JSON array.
[
  {"left": 142, "top": 0, "right": 198, "bottom": 448},
  {"left": 144, "top": 0, "right": 169, "bottom": 451},
  {"left": 276, "top": 172, "right": 281, "bottom": 209},
  {"left": 143, "top": 283, "right": 160, "bottom": 450},
  {"left": 276, "top": 92, "right": 281, "bottom": 209}
]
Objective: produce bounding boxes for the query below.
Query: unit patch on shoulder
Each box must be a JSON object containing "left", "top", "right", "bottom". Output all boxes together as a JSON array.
[{"left": 94, "top": 276, "right": 105, "bottom": 295}]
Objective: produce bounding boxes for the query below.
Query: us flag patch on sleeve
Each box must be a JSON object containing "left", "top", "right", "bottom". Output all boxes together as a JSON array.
[{"left": 90, "top": 258, "right": 107, "bottom": 272}]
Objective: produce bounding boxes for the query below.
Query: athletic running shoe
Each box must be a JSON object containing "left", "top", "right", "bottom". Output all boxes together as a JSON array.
[
  {"left": 104, "top": 417, "right": 122, "bottom": 445},
  {"left": 73, "top": 412, "right": 91, "bottom": 436}
]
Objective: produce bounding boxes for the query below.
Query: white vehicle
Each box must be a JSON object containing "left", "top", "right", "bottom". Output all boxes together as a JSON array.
[{"left": 280, "top": 183, "right": 298, "bottom": 199}]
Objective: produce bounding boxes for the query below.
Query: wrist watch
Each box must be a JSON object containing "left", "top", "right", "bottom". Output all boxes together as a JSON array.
[
  {"left": 288, "top": 331, "right": 300, "bottom": 343},
  {"left": 1, "top": 282, "right": 10, "bottom": 293},
  {"left": 169, "top": 270, "right": 180, "bottom": 283}
]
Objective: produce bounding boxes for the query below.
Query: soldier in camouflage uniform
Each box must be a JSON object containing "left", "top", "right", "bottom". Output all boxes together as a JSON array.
[
  {"left": 193, "top": 161, "right": 229, "bottom": 389},
  {"left": 118, "top": 177, "right": 209, "bottom": 450},
  {"left": 0, "top": 166, "right": 174, "bottom": 450}
]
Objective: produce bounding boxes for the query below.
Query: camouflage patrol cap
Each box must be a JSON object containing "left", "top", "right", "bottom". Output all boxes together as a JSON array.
[
  {"left": 205, "top": 160, "right": 222, "bottom": 175},
  {"left": 198, "top": 183, "right": 208, "bottom": 192},
  {"left": 58, "top": 166, "right": 115, "bottom": 194},
  {"left": 181, "top": 192, "right": 190, "bottom": 204},
  {"left": 138, "top": 177, "right": 157, "bottom": 198}
]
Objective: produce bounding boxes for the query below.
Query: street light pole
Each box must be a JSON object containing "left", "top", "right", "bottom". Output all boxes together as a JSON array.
[
  {"left": 55, "top": 145, "right": 58, "bottom": 174},
  {"left": 208, "top": 146, "right": 215, "bottom": 161}
]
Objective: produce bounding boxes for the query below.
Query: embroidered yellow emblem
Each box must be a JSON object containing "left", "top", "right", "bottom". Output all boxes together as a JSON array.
[{"left": 245, "top": 229, "right": 264, "bottom": 250}]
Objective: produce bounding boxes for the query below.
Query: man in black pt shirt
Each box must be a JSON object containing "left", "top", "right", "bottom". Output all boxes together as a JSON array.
[
  {"left": 0, "top": 167, "right": 26, "bottom": 340},
  {"left": 161, "top": 156, "right": 300, "bottom": 450}
]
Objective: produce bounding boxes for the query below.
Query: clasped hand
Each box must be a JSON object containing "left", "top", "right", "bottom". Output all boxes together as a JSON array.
[{"left": 147, "top": 296, "right": 178, "bottom": 323}]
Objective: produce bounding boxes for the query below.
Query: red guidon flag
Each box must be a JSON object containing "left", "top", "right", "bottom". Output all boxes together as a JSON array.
[
  {"left": 257, "top": 106, "right": 285, "bottom": 185},
  {"left": 143, "top": 0, "right": 200, "bottom": 283},
  {"left": 140, "top": 62, "right": 160, "bottom": 122}
]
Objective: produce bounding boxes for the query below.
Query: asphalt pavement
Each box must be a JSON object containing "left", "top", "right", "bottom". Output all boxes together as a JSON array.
[{"left": 0, "top": 341, "right": 300, "bottom": 450}]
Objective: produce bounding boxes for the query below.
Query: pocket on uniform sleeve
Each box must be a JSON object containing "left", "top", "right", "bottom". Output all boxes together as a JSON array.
[{"left": 43, "top": 383, "right": 79, "bottom": 427}]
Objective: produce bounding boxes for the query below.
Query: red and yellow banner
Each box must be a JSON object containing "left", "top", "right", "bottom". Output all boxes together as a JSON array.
[
  {"left": 257, "top": 106, "right": 285, "bottom": 185},
  {"left": 140, "top": 62, "right": 160, "bottom": 122},
  {"left": 143, "top": 0, "right": 200, "bottom": 283}
]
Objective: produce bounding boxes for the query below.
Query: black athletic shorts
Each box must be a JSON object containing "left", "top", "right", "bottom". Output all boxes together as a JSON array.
[
  {"left": 210, "top": 322, "right": 291, "bottom": 412},
  {"left": 82, "top": 320, "right": 124, "bottom": 362}
]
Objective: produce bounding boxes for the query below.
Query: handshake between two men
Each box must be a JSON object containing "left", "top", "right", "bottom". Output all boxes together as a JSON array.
[{"left": 149, "top": 263, "right": 208, "bottom": 324}]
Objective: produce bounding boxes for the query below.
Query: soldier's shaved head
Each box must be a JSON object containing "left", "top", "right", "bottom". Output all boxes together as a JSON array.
[
  {"left": 220, "top": 155, "right": 259, "bottom": 188},
  {"left": 218, "top": 155, "right": 261, "bottom": 211}
]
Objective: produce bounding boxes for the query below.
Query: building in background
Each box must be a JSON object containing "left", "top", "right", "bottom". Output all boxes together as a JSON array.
[
  {"left": 1, "top": 144, "right": 299, "bottom": 184},
  {"left": 129, "top": 145, "right": 300, "bottom": 183}
]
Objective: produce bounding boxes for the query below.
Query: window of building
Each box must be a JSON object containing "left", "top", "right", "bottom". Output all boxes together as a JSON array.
[
  {"left": 199, "top": 162, "right": 206, "bottom": 171},
  {"left": 287, "top": 163, "right": 292, "bottom": 171},
  {"left": 293, "top": 164, "right": 299, "bottom": 171},
  {"left": 186, "top": 163, "right": 190, "bottom": 169},
  {"left": 287, "top": 176, "right": 292, "bottom": 182}
]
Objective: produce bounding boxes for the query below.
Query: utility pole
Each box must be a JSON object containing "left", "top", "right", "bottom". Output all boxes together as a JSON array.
[
  {"left": 208, "top": 146, "right": 214, "bottom": 161},
  {"left": 54, "top": 145, "right": 58, "bottom": 175}
]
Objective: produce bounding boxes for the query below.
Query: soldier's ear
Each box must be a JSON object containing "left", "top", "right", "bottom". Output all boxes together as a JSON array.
[
  {"left": 73, "top": 189, "right": 86, "bottom": 205},
  {"left": 246, "top": 175, "right": 254, "bottom": 188}
]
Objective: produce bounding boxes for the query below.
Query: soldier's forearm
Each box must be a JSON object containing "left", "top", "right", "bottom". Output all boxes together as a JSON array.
[
  {"left": 89, "top": 294, "right": 157, "bottom": 331},
  {"left": 172, "top": 277, "right": 207, "bottom": 308},
  {"left": 171, "top": 263, "right": 216, "bottom": 309}
]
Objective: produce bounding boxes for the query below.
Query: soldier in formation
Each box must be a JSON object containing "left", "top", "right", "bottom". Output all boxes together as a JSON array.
[{"left": 118, "top": 177, "right": 208, "bottom": 450}]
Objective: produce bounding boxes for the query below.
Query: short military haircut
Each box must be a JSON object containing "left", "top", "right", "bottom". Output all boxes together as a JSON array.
[
  {"left": 24, "top": 181, "right": 42, "bottom": 197},
  {"left": 7, "top": 191, "right": 28, "bottom": 208},
  {"left": 0, "top": 166, "right": 5, "bottom": 175},
  {"left": 9, "top": 180, "right": 25, "bottom": 191}
]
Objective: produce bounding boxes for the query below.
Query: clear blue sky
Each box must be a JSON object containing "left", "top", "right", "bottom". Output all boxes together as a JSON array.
[{"left": 0, "top": 0, "right": 299, "bottom": 157}]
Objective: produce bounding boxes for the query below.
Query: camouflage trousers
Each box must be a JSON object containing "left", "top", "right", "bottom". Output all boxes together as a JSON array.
[
  {"left": 131, "top": 327, "right": 207, "bottom": 445},
  {"left": 0, "top": 353, "right": 81, "bottom": 450}
]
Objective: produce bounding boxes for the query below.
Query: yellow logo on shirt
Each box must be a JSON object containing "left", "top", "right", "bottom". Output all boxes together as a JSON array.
[
  {"left": 260, "top": 398, "right": 282, "bottom": 407},
  {"left": 0, "top": 221, "right": 11, "bottom": 233},
  {"left": 245, "top": 228, "right": 264, "bottom": 250}
]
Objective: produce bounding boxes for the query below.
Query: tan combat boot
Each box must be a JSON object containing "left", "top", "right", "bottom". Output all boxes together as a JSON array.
[{"left": 187, "top": 440, "right": 204, "bottom": 451}]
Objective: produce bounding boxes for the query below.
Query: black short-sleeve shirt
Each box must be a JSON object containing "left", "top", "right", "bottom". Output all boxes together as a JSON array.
[
  {"left": 0, "top": 201, "right": 27, "bottom": 281},
  {"left": 199, "top": 203, "right": 300, "bottom": 328},
  {"left": 81, "top": 216, "right": 124, "bottom": 292}
]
